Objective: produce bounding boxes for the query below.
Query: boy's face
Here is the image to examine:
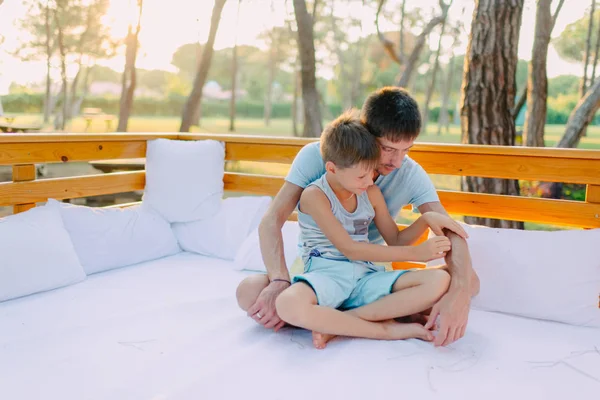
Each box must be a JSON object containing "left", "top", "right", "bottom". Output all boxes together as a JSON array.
[
  {"left": 328, "top": 162, "right": 375, "bottom": 195},
  {"left": 375, "top": 137, "right": 414, "bottom": 175}
]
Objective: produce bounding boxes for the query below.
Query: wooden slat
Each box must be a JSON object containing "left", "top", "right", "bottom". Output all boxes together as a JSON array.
[
  {"left": 12, "top": 164, "right": 37, "bottom": 213},
  {"left": 224, "top": 172, "right": 284, "bottom": 196},
  {"left": 411, "top": 151, "right": 600, "bottom": 185},
  {"left": 587, "top": 185, "right": 600, "bottom": 204},
  {"left": 0, "top": 133, "right": 178, "bottom": 143},
  {"left": 224, "top": 173, "right": 600, "bottom": 227},
  {"left": 0, "top": 141, "right": 147, "bottom": 165},
  {"left": 225, "top": 142, "right": 301, "bottom": 163},
  {"left": 438, "top": 190, "right": 600, "bottom": 228},
  {"left": 0, "top": 171, "right": 145, "bottom": 206}
]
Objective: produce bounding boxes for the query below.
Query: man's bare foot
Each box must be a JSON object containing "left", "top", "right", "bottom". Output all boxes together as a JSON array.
[
  {"left": 381, "top": 320, "right": 434, "bottom": 341},
  {"left": 312, "top": 331, "right": 337, "bottom": 349}
]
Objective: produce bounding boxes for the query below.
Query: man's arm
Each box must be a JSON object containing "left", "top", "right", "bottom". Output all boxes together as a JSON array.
[
  {"left": 247, "top": 182, "right": 303, "bottom": 331},
  {"left": 418, "top": 201, "right": 480, "bottom": 346}
]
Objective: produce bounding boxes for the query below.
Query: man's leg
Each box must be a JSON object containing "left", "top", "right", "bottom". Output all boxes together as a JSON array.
[{"left": 236, "top": 274, "right": 269, "bottom": 311}]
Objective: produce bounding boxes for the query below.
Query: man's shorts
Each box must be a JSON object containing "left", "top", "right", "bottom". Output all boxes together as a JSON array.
[{"left": 292, "top": 256, "right": 412, "bottom": 310}]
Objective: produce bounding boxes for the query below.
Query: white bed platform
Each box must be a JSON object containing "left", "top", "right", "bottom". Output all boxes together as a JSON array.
[{"left": 1, "top": 252, "right": 599, "bottom": 400}]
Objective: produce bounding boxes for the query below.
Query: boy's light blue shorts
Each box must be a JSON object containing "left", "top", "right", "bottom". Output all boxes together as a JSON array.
[{"left": 292, "top": 256, "right": 412, "bottom": 310}]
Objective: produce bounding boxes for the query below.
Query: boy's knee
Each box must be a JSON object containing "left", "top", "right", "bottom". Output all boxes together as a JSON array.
[
  {"left": 236, "top": 274, "right": 269, "bottom": 311},
  {"left": 275, "top": 288, "right": 296, "bottom": 323},
  {"left": 431, "top": 269, "right": 451, "bottom": 294}
]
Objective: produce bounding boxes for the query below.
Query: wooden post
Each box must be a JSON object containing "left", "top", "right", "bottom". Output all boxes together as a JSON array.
[
  {"left": 586, "top": 184, "right": 600, "bottom": 204},
  {"left": 12, "top": 164, "right": 37, "bottom": 214}
]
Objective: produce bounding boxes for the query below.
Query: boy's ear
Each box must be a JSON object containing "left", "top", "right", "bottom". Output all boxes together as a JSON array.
[{"left": 325, "top": 161, "right": 336, "bottom": 174}]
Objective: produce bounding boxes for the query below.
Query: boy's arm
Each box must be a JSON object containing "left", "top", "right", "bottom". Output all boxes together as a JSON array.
[
  {"left": 367, "top": 185, "right": 429, "bottom": 246},
  {"left": 302, "top": 187, "right": 439, "bottom": 262}
]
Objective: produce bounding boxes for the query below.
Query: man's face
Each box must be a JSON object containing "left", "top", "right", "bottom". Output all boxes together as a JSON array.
[{"left": 375, "top": 136, "right": 414, "bottom": 176}]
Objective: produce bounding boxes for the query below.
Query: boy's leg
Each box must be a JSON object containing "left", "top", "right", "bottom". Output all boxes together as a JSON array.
[
  {"left": 344, "top": 268, "right": 451, "bottom": 322},
  {"left": 276, "top": 281, "right": 433, "bottom": 349}
]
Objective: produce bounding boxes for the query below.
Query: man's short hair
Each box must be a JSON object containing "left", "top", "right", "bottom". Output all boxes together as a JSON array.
[
  {"left": 320, "top": 109, "right": 380, "bottom": 170},
  {"left": 361, "top": 86, "right": 421, "bottom": 142}
]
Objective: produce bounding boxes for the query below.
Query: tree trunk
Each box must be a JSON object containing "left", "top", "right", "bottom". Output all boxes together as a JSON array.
[
  {"left": 292, "top": 64, "right": 300, "bottom": 137},
  {"left": 556, "top": 78, "right": 600, "bottom": 148},
  {"left": 293, "top": 0, "right": 323, "bottom": 137},
  {"left": 55, "top": 10, "right": 68, "bottom": 132},
  {"left": 67, "top": 63, "right": 83, "bottom": 121},
  {"left": 229, "top": 0, "right": 241, "bottom": 132},
  {"left": 523, "top": 0, "right": 553, "bottom": 147},
  {"left": 180, "top": 0, "right": 227, "bottom": 132},
  {"left": 580, "top": 0, "right": 596, "bottom": 97},
  {"left": 71, "top": 64, "right": 92, "bottom": 118},
  {"left": 512, "top": 85, "right": 527, "bottom": 121},
  {"left": 438, "top": 31, "right": 459, "bottom": 135},
  {"left": 422, "top": 19, "right": 447, "bottom": 134},
  {"left": 229, "top": 44, "right": 237, "bottom": 132},
  {"left": 118, "top": 1, "right": 143, "bottom": 132},
  {"left": 591, "top": 9, "right": 600, "bottom": 83},
  {"left": 43, "top": 2, "right": 52, "bottom": 124},
  {"left": 459, "top": 0, "right": 525, "bottom": 229},
  {"left": 396, "top": 16, "right": 445, "bottom": 88},
  {"left": 264, "top": 40, "right": 275, "bottom": 126}
]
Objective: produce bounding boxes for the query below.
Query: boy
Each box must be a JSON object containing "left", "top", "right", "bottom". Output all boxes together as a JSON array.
[{"left": 275, "top": 111, "right": 468, "bottom": 349}]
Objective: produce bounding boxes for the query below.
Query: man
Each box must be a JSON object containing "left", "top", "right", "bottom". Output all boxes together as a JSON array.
[{"left": 236, "top": 87, "right": 480, "bottom": 347}]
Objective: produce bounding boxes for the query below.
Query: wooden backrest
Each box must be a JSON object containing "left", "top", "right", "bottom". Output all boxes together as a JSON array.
[{"left": 1, "top": 132, "right": 600, "bottom": 230}]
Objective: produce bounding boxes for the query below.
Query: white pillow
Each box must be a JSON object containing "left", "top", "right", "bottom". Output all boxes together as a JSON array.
[
  {"left": 172, "top": 196, "right": 271, "bottom": 260},
  {"left": 48, "top": 199, "right": 181, "bottom": 275},
  {"left": 429, "top": 223, "right": 600, "bottom": 328},
  {"left": 143, "top": 138, "right": 225, "bottom": 223},
  {"left": 234, "top": 221, "right": 300, "bottom": 272},
  {"left": 0, "top": 204, "right": 85, "bottom": 302}
]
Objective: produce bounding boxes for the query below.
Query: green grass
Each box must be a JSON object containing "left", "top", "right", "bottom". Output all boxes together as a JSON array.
[{"left": 7, "top": 113, "right": 600, "bottom": 149}]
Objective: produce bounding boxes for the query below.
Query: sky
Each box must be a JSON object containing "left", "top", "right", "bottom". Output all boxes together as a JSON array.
[{"left": 0, "top": 0, "right": 591, "bottom": 95}]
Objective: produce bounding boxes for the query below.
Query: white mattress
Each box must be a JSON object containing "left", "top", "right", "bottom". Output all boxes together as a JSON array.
[{"left": 1, "top": 252, "right": 598, "bottom": 400}]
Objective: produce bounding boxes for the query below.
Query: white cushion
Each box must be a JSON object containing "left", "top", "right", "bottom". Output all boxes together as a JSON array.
[
  {"left": 143, "top": 138, "right": 225, "bottom": 223},
  {"left": 173, "top": 196, "right": 271, "bottom": 260},
  {"left": 429, "top": 223, "right": 600, "bottom": 328},
  {"left": 234, "top": 221, "right": 300, "bottom": 272},
  {"left": 0, "top": 204, "right": 85, "bottom": 302},
  {"left": 48, "top": 199, "right": 181, "bottom": 275}
]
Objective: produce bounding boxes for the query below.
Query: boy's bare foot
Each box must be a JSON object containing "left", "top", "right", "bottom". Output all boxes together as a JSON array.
[
  {"left": 312, "top": 331, "right": 337, "bottom": 349},
  {"left": 381, "top": 320, "right": 434, "bottom": 341}
]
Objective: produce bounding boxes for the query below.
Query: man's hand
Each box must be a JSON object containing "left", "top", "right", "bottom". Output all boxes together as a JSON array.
[
  {"left": 247, "top": 280, "right": 290, "bottom": 332},
  {"left": 425, "top": 284, "right": 471, "bottom": 346},
  {"left": 421, "top": 212, "right": 469, "bottom": 239}
]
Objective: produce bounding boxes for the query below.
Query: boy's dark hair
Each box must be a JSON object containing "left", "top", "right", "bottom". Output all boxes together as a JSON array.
[
  {"left": 360, "top": 86, "right": 421, "bottom": 142},
  {"left": 320, "top": 109, "right": 380, "bottom": 170}
]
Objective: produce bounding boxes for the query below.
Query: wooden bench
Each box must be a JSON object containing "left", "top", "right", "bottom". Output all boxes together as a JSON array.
[
  {"left": 0, "top": 132, "right": 599, "bottom": 269},
  {"left": 82, "top": 108, "right": 117, "bottom": 132},
  {"left": 0, "top": 116, "right": 42, "bottom": 133}
]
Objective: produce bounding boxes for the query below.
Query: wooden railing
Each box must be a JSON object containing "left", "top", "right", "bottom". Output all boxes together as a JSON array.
[{"left": 1, "top": 133, "right": 600, "bottom": 231}]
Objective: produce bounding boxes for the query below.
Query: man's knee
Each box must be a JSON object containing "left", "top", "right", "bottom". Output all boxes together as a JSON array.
[{"left": 236, "top": 274, "right": 270, "bottom": 311}]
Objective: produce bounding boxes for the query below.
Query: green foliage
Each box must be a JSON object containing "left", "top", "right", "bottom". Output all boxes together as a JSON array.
[
  {"left": 1, "top": 93, "right": 343, "bottom": 118},
  {"left": 553, "top": 10, "right": 600, "bottom": 64}
]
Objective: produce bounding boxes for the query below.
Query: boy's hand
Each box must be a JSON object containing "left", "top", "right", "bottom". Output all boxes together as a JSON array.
[
  {"left": 422, "top": 212, "right": 469, "bottom": 239},
  {"left": 412, "top": 236, "right": 451, "bottom": 262}
]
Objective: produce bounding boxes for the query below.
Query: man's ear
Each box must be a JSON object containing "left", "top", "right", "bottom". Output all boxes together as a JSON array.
[{"left": 325, "top": 161, "right": 336, "bottom": 174}]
